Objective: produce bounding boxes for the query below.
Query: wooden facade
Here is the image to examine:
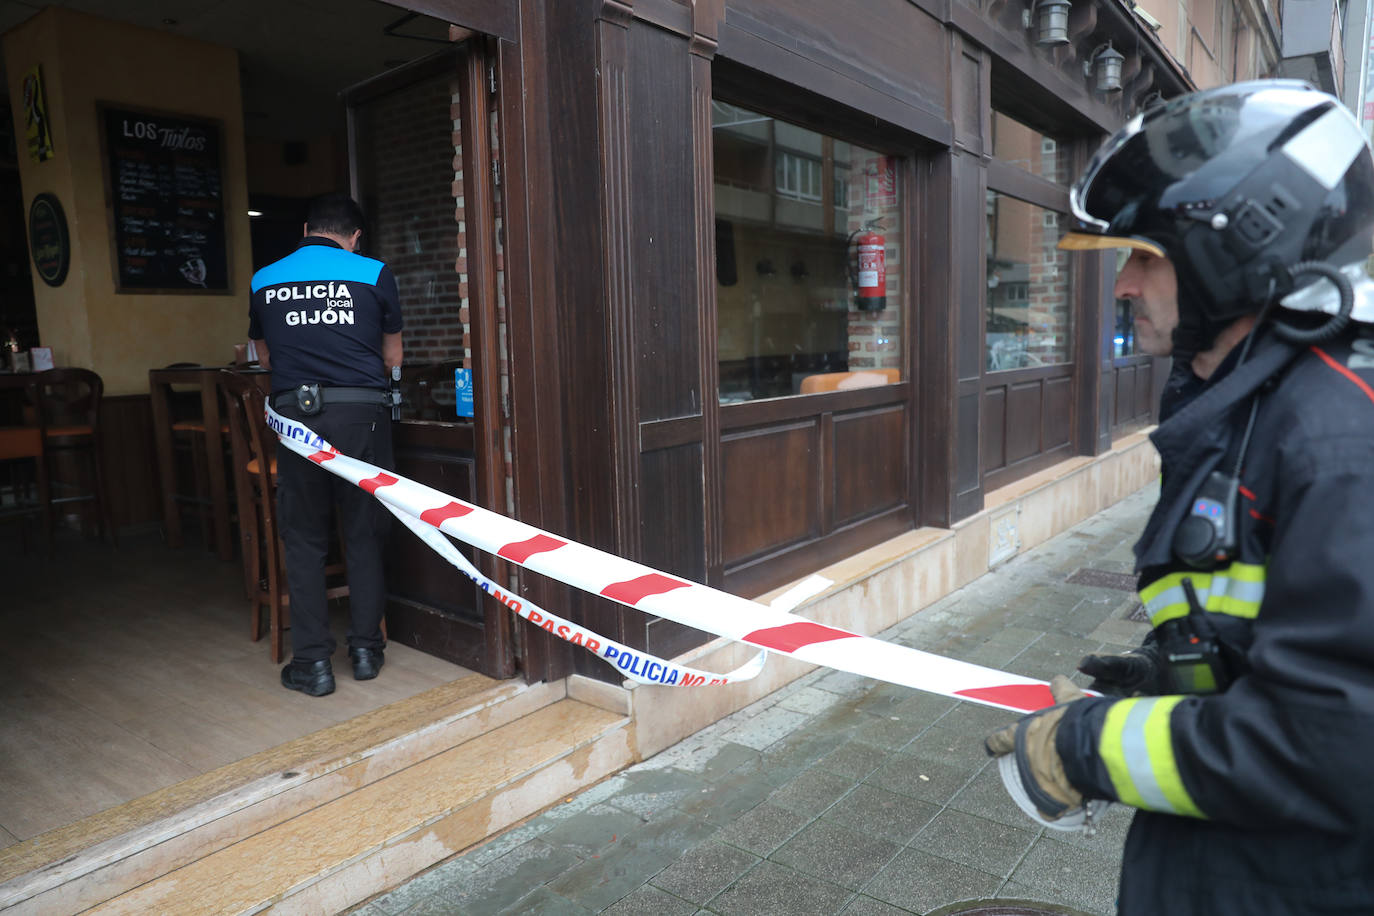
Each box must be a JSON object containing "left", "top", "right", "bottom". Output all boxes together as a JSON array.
[
  {"left": 484, "top": 0, "right": 1187, "bottom": 683},
  {"left": 76, "top": 0, "right": 1189, "bottom": 685}
]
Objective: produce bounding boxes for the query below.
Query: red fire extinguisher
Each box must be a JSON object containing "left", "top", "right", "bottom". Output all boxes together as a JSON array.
[{"left": 849, "top": 226, "right": 886, "bottom": 312}]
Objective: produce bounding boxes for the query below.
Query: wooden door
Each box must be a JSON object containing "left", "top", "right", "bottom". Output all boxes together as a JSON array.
[{"left": 345, "top": 41, "right": 513, "bottom": 678}]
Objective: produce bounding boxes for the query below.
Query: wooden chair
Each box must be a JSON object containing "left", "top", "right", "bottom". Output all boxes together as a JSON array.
[
  {"left": 220, "top": 372, "right": 266, "bottom": 606},
  {"left": 0, "top": 418, "right": 54, "bottom": 550},
  {"left": 165, "top": 362, "right": 229, "bottom": 551},
  {"left": 798, "top": 368, "right": 901, "bottom": 394},
  {"left": 33, "top": 368, "right": 116, "bottom": 544},
  {"left": 220, "top": 371, "right": 349, "bottom": 662}
]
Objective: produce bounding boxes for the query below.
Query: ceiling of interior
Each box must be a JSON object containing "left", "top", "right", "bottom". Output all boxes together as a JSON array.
[{"left": 0, "top": 0, "right": 451, "bottom": 138}]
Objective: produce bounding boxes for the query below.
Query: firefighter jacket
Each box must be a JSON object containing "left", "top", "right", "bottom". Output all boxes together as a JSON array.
[{"left": 1057, "top": 327, "right": 1374, "bottom": 915}]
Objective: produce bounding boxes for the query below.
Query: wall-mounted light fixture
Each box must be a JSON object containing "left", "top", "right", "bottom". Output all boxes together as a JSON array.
[
  {"left": 1084, "top": 42, "right": 1125, "bottom": 92},
  {"left": 1022, "top": 0, "right": 1072, "bottom": 46}
]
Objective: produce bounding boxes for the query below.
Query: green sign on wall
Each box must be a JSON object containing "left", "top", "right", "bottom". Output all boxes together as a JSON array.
[{"left": 28, "top": 192, "right": 69, "bottom": 287}]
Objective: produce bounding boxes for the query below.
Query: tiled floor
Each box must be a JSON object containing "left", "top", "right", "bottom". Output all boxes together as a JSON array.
[
  {"left": 0, "top": 527, "right": 473, "bottom": 844},
  {"left": 352, "top": 482, "right": 1158, "bottom": 915}
]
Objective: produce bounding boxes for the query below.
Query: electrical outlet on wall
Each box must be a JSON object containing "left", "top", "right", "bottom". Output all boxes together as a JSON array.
[{"left": 989, "top": 505, "right": 1022, "bottom": 567}]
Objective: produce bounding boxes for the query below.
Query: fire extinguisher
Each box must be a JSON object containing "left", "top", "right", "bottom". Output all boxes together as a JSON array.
[{"left": 848, "top": 224, "right": 886, "bottom": 312}]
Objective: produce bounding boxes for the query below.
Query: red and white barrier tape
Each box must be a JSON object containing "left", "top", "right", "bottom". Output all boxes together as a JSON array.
[
  {"left": 387, "top": 502, "right": 768, "bottom": 686},
  {"left": 266, "top": 405, "right": 1078, "bottom": 713}
]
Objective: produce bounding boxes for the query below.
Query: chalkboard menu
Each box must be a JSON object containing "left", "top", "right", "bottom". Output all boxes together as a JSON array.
[{"left": 101, "top": 105, "right": 229, "bottom": 292}]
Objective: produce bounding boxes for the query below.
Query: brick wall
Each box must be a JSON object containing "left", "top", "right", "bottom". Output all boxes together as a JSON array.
[
  {"left": 1025, "top": 208, "right": 1072, "bottom": 365},
  {"left": 487, "top": 104, "right": 514, "bottom": 516},
  {"left": 357, "top": 75, "right": 465, "bottom": 364},
  {"left": 845, "top": 154, "right": 903, "bottom": 372},
  {"left": 355, "top": 72, "right": 514, "bottom": 516}
]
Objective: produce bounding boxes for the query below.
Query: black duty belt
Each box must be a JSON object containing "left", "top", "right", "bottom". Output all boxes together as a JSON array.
[{"left": 272, "top": 386, "right": 388, "bottom": 410}]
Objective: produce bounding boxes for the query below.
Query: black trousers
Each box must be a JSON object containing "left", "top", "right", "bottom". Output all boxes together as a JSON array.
[{"left": 274, "top": 399, "right": 393, "bottom": 661}]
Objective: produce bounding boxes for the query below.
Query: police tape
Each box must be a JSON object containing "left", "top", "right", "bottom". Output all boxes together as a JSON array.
[
  {"left": 265, "top": 405, "right": 1074, "bottom": 713},
  {"left": 386, "top": 502, "right": 768, "bottom": 686}
]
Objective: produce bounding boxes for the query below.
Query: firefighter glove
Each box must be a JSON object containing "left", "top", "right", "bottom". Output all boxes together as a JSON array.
[
  {"left": 1077, "top": 643, "right": 1163, "bottom": 697},
  {"left": 984, "top": 675, "right": 1086, "bottom": 820}
]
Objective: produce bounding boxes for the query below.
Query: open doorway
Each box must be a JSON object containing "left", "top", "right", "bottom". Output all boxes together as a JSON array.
[
  {"left": 0, "top": 0, "right": 512, "bottom": 850},
  {"left": 0, "top": 103, "right": 36, "bottom": 357}
]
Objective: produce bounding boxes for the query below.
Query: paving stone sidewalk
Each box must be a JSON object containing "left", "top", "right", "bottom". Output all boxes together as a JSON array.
[{"left": 352, "top": 483, "right": 1160, "bottom": 916}]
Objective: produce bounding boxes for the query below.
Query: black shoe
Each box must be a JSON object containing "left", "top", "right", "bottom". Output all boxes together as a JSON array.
[
  {"left": 281, "top": 658, "right": 335, "bottom": 696},
  {"left": 349, "top": 647, "right": 384, "bottom": 681}
]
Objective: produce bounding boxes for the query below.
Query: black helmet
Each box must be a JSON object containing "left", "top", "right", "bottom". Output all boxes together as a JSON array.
[{"left": 1060, "top": 80, "right": 1374, "bottom": 353}]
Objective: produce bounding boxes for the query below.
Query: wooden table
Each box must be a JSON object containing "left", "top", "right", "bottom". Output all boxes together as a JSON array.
[{"left": 149, "top": 366, "right": 269, "bottom": 561}]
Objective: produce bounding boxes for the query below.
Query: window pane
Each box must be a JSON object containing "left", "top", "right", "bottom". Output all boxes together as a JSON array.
[
  {"left": 1113, "top": 299, "right": 1137, "bottom": 357},
  {"left": 1112, "top": 249, "right": 1136, "bottom": 357},
  {"left": 985, "top": 191, "right": 1073, "bottom": 371},
  {"left": 714, "top": 102, "right": 903, "bottom": 402},
  {"left": 991, "top": 112, "right": 1070, "bottom": 186}
]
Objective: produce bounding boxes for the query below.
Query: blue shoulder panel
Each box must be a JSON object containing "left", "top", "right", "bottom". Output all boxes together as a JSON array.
[{"left": 251, "top": 247, "right": 386, "bottom": 293}]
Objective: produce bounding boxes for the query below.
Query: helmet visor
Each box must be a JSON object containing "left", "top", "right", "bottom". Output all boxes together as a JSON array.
[{"left": 1057, "top": 231, "right": 1165, "bottom": 257}]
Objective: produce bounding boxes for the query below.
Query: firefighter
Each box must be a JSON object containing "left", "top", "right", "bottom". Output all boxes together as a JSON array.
[{"left": 986, "top": 80, "right": 1374, "bottom": 914}]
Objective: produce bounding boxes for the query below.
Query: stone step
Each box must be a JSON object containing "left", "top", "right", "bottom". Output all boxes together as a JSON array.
[
  {"left": 1, "top": 677, "right": 631, "bottom": 915},
  {"left": 95, "top": 697, "right": 632, "bottom": 914}
]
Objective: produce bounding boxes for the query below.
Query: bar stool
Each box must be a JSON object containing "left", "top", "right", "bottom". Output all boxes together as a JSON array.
[
  {"left": 221, "top": 371, "right": 350, "bottom": 662},
  {"left": 162, "top": 363, "right": 231, "bottom": 550},
  {"left": 34, "top": 368, "right": 116, "bottom": 544}
]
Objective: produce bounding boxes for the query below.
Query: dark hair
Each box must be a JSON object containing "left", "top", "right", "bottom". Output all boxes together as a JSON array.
[{"left": 306, "top": 193, "right": 366, "bottom": 238}]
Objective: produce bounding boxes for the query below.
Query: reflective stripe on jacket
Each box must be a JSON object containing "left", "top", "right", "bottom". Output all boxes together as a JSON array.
[{"left": 1138, "top": 562, "right": 1265, "bottom": 625}]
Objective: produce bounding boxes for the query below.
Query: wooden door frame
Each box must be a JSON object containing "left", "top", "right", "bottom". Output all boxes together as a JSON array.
[
  {"left": 342, "top": 33, "right": 515, "bottom": 679},
  {"left": 492, "top": 2, "right": 578, "bottom": 684},
  {"left": 456, "top": 43, "right": 514, "bottom": 676},
  {"left": 372, "top": 0, "right": 581, "bottom": 684}
]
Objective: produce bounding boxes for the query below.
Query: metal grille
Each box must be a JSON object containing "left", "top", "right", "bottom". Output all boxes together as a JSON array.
[
  {"left": 929, "top": 903, "right": 1094, "bottom": 916},
  {"left": 1065, "top": 568, "right": 1138, "bottom": 591}
]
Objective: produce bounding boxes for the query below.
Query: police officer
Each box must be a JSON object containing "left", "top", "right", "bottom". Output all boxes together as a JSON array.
[
  {"left": 249, "top": 193, "right": 403, "bottom": 697},
  {"left": 986, "top": 81, "right": 1374, "bottom": 914}
]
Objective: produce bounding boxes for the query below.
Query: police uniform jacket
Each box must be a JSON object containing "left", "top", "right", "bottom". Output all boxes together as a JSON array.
[
  {"left": 248, "top": 237, "right": 403, "bottom": 392},
  {"left": 1057, "top": 327, "right": 1374, "bottom": 914}
]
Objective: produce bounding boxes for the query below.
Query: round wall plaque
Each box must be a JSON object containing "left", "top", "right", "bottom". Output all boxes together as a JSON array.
[{"left": 28, "top": 192, "right": 70, "bottom": 287}]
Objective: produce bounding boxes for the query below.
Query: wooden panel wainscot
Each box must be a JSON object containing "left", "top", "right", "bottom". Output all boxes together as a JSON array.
[
  {"left": 982, "top": 367, "right": 1077, "bottom": 490},
  {"left": 100, "top": 394, "right": 161, "bottom": 531},
  {"left": 1045, "top": 375, "right": 1073, "bottom": 451},
  {"left": 982, "top": 386, "right": 1008, "bottom": 471},
  {"left": 382, "top": 423, "right": 492, "bottom": 672},
  {"left": 1006, "top": 379, "right": 1045, "bottom": 465},
  {"left": 721, "top": 419, "right": 820, "bottom": 566},
  {"left": 640, "top": 442, "right": 710, "bottom": 660},
  {"left": 832, "top": 404, "right": 906, "bottom": 528}
]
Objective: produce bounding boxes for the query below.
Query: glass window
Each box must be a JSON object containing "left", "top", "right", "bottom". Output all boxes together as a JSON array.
[
  {"left": 991, "top": 112, "right": 1070, "bottom": 186},
  {"left": 714, "top": 102, "right": 903, "bottom": 402},
  {"left": 985, "top": 191, "right": 1073, "bottom": 371},
  {"left": 1113, "top": 299, "right": 1137, "bottom": 357},
  {"left": 1112, "top": 249, "right": 1136, "bottom": 357}
]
